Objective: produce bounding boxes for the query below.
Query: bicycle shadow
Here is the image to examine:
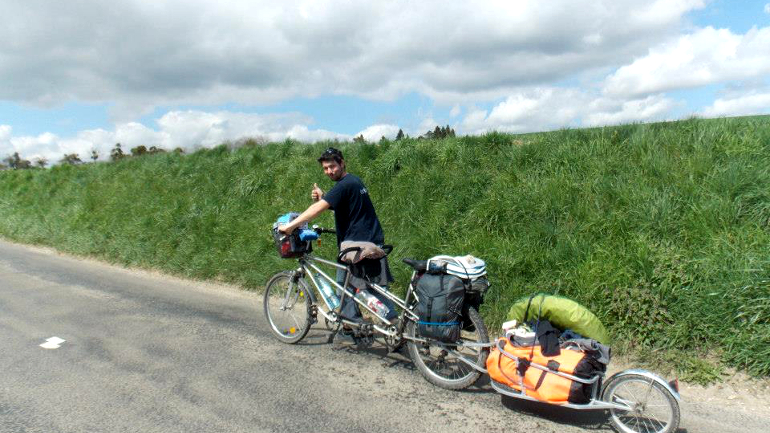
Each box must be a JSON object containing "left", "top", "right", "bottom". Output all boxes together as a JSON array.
[
  {"left": 304, "top": 328, "right": 497, "bottom": 394},
  {"left": 499, "top": 396, "right": 610, "bottom": 430},
  {"left": 300, "top": 330, "right": 687, "bottom": 432},
  {"left": 500, "top": 396, "right": 689, "bottom": 433}
]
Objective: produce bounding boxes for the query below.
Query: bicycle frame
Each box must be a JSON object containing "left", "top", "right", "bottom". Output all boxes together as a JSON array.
[
  {"left": 296, "top": 252, "right": 419, "bottom": 337},
  {"left": 291, "top": 252, "right": 491, "bottom": 374}
]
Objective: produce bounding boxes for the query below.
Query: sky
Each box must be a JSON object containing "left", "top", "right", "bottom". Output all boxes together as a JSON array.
[{"left": 1, "top": 0, "right": 770, "bottom": 165}]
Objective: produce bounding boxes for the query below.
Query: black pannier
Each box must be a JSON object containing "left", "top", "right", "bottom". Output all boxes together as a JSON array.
[{"left": 414, "top": 272, "right": 466, "bottom": 343}]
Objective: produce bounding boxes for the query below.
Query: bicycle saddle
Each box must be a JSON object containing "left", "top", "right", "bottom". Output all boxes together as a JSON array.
[{"left": 338, "top": 243, "right": 393, "bottom": 264}]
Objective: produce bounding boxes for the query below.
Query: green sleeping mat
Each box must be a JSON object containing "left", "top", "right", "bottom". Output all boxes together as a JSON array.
[{"left": 506, "top": 293, "right": 611, "bottom": 345}]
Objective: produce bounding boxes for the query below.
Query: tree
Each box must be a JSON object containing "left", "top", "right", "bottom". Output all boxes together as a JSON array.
[
  {"left": 4, "top": 152, "right": 31, "bottom": 169},
  {"left": 442, "top": 125, "right": 456, "bottom": 138},
  {"left": 3, "top": 153, "right": 17, "bottom": 168},
  {"left": 110, "top": 143, "right": 125, "bottom": 161},
  {"left": 148, "top": 146, "right": 166, "bottom": 154},
  {"left": 90, "top": 149, "right": 99, "bottom": 161},
  {"left": 420, "top": 125, "right": 456, "bottom": 140},
  {"left": 59, "top": 153, "right": 82, "bottom": 165},
  {"left": 173, "top": 147, "right": 185, "bottom": 154},
  {"left": 395, "top": 129, "right": 405, "bottom": 141},
  {"left": 34, "top": 157, "right": 48, "bottom": 168},
  {"left": 353, "top": 134, "right": 366, "bottom": 143},
  {"left": 130, "top": 145, "right": 147, "bottom": 156}
]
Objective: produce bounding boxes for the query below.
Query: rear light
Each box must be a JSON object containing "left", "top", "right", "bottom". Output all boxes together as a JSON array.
[
  {"left": 668, "top": 378, "right": 679, "bottom": 393},
  {"left": 281, "top": 241, "right": 292, "bottom": 256}
]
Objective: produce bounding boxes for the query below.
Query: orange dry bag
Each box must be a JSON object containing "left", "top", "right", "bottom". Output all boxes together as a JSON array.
[{"left": 486, "top": 339, "right": 604, "bottom": 404}]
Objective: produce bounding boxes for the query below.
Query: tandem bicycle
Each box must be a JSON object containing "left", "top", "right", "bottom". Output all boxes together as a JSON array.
[{"left": 264, "top": 224, "right": 491, "bottom": 390}]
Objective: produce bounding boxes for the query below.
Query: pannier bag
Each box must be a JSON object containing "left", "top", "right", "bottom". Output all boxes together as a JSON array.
[
  {"left": 414, "top": 272, "right": 465, "bottom": 343},
  {"left": 486, "top": 338, "right": 605, "bottom": 404},
  {"left": 272, "top": 212, "right": 316, "bottom": 258},
  {"left": 414, "top": 255, "right": 488, "bottom": 342},
  {"left": 424, "top": 255, "right": 490, "bottom": 330}
]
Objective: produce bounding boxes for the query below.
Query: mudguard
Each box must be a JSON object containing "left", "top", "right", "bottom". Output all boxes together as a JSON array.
[{"left": 603, "top": 369, "right": 681, "bottom": 402}]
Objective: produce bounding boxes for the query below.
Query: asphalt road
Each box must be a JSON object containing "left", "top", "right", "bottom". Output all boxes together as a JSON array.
[{"left": 1, "top": 240, "right": 767, "bottom": 433}]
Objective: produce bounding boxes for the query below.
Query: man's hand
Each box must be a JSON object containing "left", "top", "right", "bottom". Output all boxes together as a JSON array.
[
  {"left": 311, "top": 183, "right": 324, "bottom": 202},
  {"left": 278, "top": 200, "right": 330, "bottom": 236},
  {"left": 277, "top": 224, "right": 292, "bottom": 235}
]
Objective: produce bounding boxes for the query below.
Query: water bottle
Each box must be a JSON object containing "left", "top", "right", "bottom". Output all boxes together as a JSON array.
[
  {"left": 316, "top": 274, "right": 340, "bottom": 309},
  {"left": 355, "top": 289, "right": 390, "bottom": 317}
]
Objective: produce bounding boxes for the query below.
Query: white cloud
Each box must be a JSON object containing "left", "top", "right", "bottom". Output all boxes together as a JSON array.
[
  {"left": 461, "top": 88, "right": 582, "bottom": 134},
  {"left": 765, "top": 3, "right": 770, "bottom": 14},
  {"left": 701, "top": 90, "right": 770, "bottom": 117},
  {"left": 0, "top": 125, "right": 11, "bottom": 142},
  {"left": 0, "top": 0, "right": 706, "bottom": 117},
  {"left": 416, "top": 117, "right": 440, "bottom": 136},
  {"left": 604, "top": 26, "right": 770, "bottom": 97},
  {"left": 459, "top": 87, "right": 677, "bottom": 134},
  {"left": 355, "top": 124, "right": 400, "bottom": 142},
  {"left": 0, "top": 110, "right": 351, "bottom": 165},
  {"left": 584, "top": 94, "right": 678, "bottom": 126}
]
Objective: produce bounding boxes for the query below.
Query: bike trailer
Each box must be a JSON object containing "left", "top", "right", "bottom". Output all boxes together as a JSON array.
[{"left": 486, "top": 338, "right": 605, "bottom": 404}]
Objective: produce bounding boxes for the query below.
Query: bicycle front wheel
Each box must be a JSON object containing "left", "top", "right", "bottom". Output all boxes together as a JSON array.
[
  {"left": 406, "top": 306, "right": 489, "bottom": 390},
  {"left": 263, "top": 271, "right": 312, "bottom": 344},
  {"left": 602, "top": 373, "right": 680, "bottom": 433}
]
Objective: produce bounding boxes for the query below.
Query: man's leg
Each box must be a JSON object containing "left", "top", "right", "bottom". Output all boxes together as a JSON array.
[{"left": 336, "top": 268, "right": 363, "bottom": 322}]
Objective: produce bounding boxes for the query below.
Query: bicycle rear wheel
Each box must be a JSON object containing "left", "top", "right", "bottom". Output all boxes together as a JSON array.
[
  {"left": 406, "top": 306, "right": 489, "bottom": 390},
  {"left": 263, "top": 271, "right": 312, "bottom": 344},
  {"left": 602, "top": 373, "right": 680, "bottom": 433}
]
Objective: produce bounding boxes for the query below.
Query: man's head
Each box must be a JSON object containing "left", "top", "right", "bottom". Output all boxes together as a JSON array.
[{"left": 318, "top": 147, "right": 346, "bottom": 181}]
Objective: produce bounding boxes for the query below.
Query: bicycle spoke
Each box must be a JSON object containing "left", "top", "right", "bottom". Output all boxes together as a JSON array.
[{"left": 609, "top": 377, "right": 677, "bottom": 433}]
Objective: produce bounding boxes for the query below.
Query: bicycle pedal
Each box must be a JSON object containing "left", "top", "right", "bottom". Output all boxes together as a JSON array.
[
  {"left": 356, "top": 335, "right": 374, "bottom": 348},
  {"left": 388, "top": 340, "right": 406, "bottom": 353}
]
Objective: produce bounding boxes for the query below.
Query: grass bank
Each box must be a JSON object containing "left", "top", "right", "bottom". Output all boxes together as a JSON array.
[{"left": 1, "top": 116, "right": 768, "bottom": 382}]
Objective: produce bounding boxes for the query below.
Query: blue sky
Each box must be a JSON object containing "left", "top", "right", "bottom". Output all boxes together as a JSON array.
[{"left": 1, "top": 1, "right": 770, "bottom": 164}]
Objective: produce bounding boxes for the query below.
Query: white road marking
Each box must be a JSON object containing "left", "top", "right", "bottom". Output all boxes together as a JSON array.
[{"left": 40, "top": 336, "right": 66, "bottom": 349}]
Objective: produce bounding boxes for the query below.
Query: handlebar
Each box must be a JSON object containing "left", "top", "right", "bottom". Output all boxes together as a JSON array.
[{"left": 312, "top": 225, "right": 336, "bottom": 235}]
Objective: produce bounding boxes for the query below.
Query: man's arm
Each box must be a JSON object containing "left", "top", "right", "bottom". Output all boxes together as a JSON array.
[{"left": 278, "top": 199, "right": 330, "bottom": 234}]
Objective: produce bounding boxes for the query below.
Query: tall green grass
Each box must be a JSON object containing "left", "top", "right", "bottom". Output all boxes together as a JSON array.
[{"left": 1, "top": 116, "right": 768, "bottom": 380}]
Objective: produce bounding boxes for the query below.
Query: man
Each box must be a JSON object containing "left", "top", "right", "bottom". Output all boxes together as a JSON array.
[{"left": 278, "top": 147, "right": 397, "bottom": 324}]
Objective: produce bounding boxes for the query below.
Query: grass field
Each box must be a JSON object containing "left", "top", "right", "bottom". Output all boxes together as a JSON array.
[{"left": 1, "top": 115, "right": 768, "bottom": 382}]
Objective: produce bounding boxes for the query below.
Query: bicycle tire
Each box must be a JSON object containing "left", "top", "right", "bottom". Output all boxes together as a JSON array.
[
  {"left": 263, "top": 271, "right": 312, "bottom": 344},
  {"left": 406, "top": 306, "right": 489, "bottom": 390},
  {"left": 602, "top": 373, "right": 680, "bottom": 433}
]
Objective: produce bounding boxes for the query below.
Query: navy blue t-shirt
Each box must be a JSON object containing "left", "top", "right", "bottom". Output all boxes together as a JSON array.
[{"left": 323, "top": 173, "right": 384, "bottom": 247}]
